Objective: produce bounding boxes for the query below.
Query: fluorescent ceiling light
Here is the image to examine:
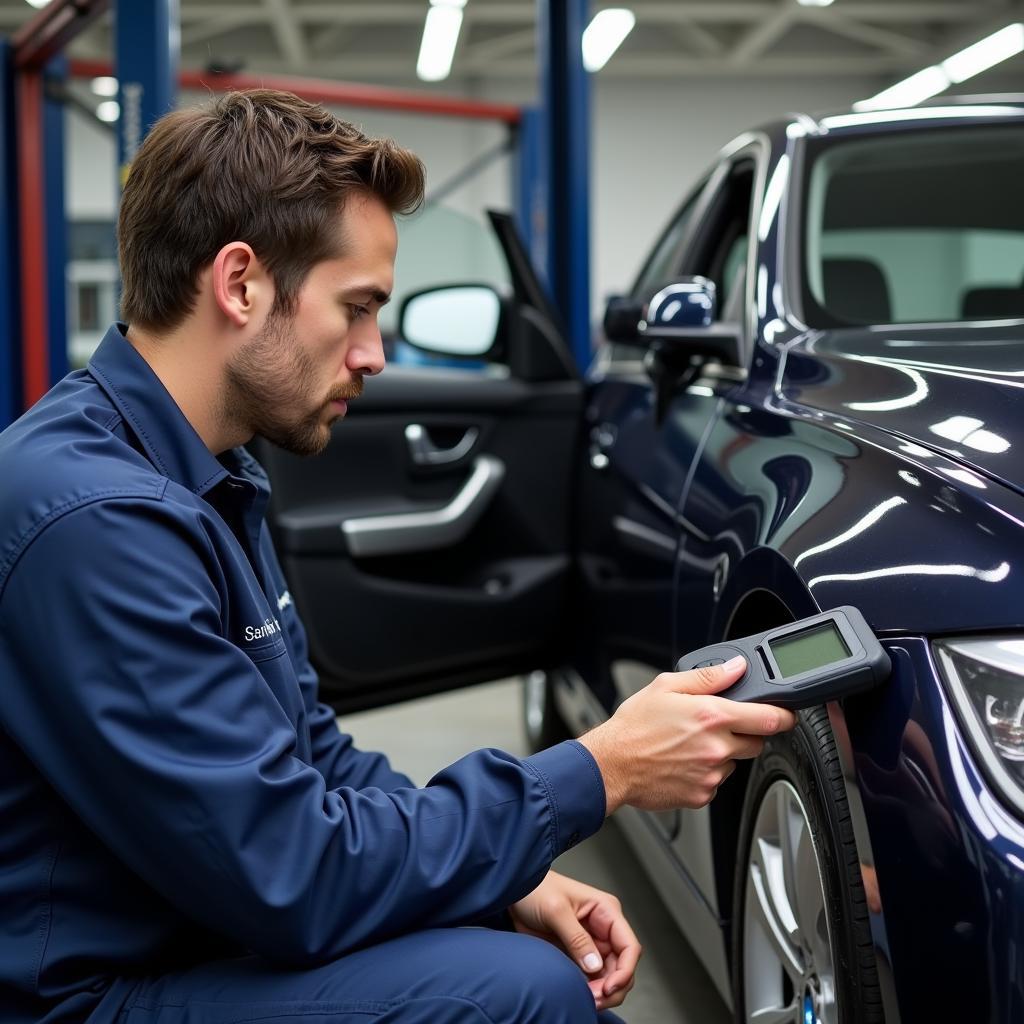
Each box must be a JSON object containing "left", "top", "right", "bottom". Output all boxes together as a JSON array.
[
  {"left": 855, "top": 22, "right": 1024, "bottom": 112},
  {"left": 24, "top": 0, "right": 49, "bottom": 8},
  {"left": 582, "top": 8, "right": 635, "bottom": 73},
  {"left": 416, "top": 2, "right": 464, "bottom": 82},
  {"left": 943, "top": 23, "right": 1024, "bottom": 83},
  {"left": 96, "top": 101, "right": 119, "bottom": 123},
  {"left": 854, "top": 65, "right": 950, "bottom": 112},
  {"left": 91, "top": 76, "right": 118, "bottom": 97},
  {"left": 797, "top": 0, "right": 834, "bottom": 6}
]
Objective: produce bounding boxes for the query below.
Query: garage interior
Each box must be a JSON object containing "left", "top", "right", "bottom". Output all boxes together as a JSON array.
[{"left": 3, "top": 2, "right": 1024, "bottom": 1023}]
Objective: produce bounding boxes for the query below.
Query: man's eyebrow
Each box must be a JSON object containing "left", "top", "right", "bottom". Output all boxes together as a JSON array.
[{"left": 344, "top": 286, "right": 391, "bottom": 306}]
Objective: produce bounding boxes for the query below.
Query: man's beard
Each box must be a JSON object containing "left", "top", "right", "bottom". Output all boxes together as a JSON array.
[{"left": 223, "top": 313, "right": 363, "bottom": 457}]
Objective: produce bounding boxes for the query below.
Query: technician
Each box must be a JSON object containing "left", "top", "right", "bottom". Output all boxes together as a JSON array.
[{"left": 0, "top": 90, "right": 795, "bottom": 1024}]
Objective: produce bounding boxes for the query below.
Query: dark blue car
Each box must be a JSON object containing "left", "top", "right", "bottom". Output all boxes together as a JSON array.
[{"left": 258, "top": 98, "right": 1024, "bottom": 1024}]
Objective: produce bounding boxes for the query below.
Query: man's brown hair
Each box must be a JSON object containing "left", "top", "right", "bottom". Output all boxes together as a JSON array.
[{"left": 117, "top": 89, "right": 425, "bottom": 332}]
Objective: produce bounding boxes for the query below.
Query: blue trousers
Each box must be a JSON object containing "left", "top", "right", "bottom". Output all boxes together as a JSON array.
[{"left": 107, "top": 928, "right": 628, "bottom": 1023}]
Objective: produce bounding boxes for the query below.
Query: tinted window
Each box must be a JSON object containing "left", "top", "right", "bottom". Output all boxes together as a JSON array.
[
  {"left": 721, "top": 232, "right": 748, "bottom": 304},
  {"left": 682, "top": 160, "right": 755, "bottom": 325},
  {"left": 803, "top": 125, "right": 1024, "bottom": 325},
  {"left": 631, "top": 186, "right": 703, "bottom": 300}
]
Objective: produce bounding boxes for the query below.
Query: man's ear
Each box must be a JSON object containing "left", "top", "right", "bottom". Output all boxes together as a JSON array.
[{"left": 211, "top": 242, "right": 271, "bottom": 327}]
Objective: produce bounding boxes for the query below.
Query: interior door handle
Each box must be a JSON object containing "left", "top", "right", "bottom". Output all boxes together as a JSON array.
[
  {"left": 405, "top": 424, "right": 479, "bottom": 466},
  {"left": 342, "top": 455, "right": 505, "bottom": 557}
]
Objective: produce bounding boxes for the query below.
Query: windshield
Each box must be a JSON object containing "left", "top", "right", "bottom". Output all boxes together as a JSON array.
[{"left": 802, "top": 123, "right": 1024, "bottom": 326}]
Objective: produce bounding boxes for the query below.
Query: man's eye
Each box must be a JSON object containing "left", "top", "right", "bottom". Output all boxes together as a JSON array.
[{"left": 350, "top": 304, "right": 370, "bottom": 321}]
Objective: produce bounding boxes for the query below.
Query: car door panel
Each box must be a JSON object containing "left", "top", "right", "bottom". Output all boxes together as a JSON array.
[
  {"left": 256, "top": 370, "right": 581, "bottom": 711},
  {"left": 576, "top": 376, "right": 682, "bottom": 684},
  {"left": 574, "top": 146, "right": 764, "bottom": 921}
]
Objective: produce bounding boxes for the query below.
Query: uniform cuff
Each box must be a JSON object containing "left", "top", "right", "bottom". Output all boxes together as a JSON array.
[{"left": 523, "top": 739, "right": 606, "bottom": 858}]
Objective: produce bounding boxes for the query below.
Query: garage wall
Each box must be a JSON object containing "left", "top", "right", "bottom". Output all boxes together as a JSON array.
[{"left": 64, "top": 71, "right": 1005, "bottom": 331}]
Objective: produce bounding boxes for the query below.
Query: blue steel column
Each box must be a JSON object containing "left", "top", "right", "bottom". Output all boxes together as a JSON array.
[
  {"left": 115, "top": 0, "right": 179, "bottom": 185},
  {"left": 0, "top": 41, "right": 21, "bottom": 426},
  {"left": 43, "top": 55, "right": 67, "bottom": 382},
  {"left": 538, "top": 0, "right": 592, "bottom": 371},
  {"left": 514, "top": 106, "right": 550, "bottom": 295}
]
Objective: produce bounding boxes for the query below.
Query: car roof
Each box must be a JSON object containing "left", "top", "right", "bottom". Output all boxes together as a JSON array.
[{"left": 745, "top": 93, "right": 1024, "bottom": 148}]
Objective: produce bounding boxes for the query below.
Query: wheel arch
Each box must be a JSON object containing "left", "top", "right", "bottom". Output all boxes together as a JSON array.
[
  {"left": 709, "top": 582, "right": 798, "bottom": 949},
  {"left": 706, "top": 546, "right": 895, "bottom": 1014}
]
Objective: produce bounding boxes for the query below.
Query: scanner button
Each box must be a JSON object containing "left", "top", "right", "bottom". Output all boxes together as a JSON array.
[{"left": 695, "top": 658, "right": 725, "bottom": 668}]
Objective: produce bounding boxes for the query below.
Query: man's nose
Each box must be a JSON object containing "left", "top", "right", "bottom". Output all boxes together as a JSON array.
[{"left": 348, "top": 325, "right": 386, "bottom": 377}]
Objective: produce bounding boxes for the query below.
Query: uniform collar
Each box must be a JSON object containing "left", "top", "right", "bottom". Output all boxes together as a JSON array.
[{"left": 88, "top": 323, "right": 238, "bottom": 497}]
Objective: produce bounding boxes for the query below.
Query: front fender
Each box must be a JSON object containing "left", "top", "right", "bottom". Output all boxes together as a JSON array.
[{"left": 679, "top": 402, "right": 1024, "bottom": 645}]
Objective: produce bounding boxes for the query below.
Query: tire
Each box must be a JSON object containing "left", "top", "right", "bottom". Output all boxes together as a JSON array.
[
  {"left": 521, "top": 670, "right": 570, "bottom": 753},
  {"left": 731, "top": 705, "right": 883, "bottom": 1024}
]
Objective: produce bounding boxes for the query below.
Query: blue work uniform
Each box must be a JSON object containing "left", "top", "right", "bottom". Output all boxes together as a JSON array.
[{"left": 0, "top": 325, "right": 621, "bottom": 1024}]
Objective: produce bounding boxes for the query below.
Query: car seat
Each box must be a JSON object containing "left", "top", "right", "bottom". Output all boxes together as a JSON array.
[{"left": 822, "top": 258, "right": 892, "bottom": 325}]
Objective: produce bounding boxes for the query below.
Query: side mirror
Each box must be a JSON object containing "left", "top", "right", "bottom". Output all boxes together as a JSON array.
[
  {"left": 602, "top": 295, "right": 643, "bottom": 343},
  {"left": 399, "top": 284, "right": 501, "bottom": 358},
  {"left": 639, "top": 276, "right": 741, "bottom": 366}
]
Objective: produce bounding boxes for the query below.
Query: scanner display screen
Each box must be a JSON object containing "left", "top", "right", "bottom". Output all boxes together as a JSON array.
[{"left": 768, "top": 622, "right": 849, "bottom": 677}]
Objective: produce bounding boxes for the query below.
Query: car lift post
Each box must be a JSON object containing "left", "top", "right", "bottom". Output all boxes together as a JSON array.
[
  {"left": 2, "top": 0, "right": 110, "bottom": 417},
  {"left": 43, "top": 55, "right": 68, "bottom": 395},
  {"left": 0, "top": 40, "right": 20, "bottom": 429},
  {"left": 115, "top": 0, "right": 178, "bottom": 184},
  {"left": 0, "top": 0, "right": 178, "bottom": 421},
  {"left": 537, "top": 0, "right": 593, "bottom": 372}
]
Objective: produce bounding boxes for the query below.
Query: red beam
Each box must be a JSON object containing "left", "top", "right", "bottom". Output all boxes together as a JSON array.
[
  {"left": 69, "top": 59, "right": 521, "bottom": 125},
  {"left": 16, "top": 70, "right": 48, "bottom": 407},
  {"left": 13, "top": 0, "right": 110, "bottom": 71}
]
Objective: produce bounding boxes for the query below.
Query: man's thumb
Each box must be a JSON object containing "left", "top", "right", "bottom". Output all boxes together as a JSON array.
[
  {"left": 670, "top": 655, "right": 746, "bottom": 695},
  {"left": 554, "top": 913, "right": 603, "bottom": 973}
]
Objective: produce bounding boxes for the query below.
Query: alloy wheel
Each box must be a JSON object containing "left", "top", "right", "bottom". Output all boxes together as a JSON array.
[{"left": 742, "top": 780, "right": 837, "bottom": 1024}]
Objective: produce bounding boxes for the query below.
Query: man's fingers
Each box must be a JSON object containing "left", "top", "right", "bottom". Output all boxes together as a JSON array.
[
  {"left": 730, "top": 734, "right": 767, "bottom": 761},
  {"left": 589, "top": 903, "right": 642, "bottom": 998},
  {"left": 598, "top": 975, "right": 635, "bottom": 1010},
  {"left": 659, "top": 656, "right": 747, "bottom": 695},
  {"left": 595, "top": 957, "right": 636, "bottom": 1011},
  {"left": 603, "top": 940, "right": 642, "bottom": 996},
  {"left": 546, "top": 903, "right": 603, "bottom": 973},
  {"left": 724, "top": 700, "right": 797, "bottom": 736}
]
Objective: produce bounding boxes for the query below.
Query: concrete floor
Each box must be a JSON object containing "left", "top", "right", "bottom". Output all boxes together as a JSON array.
[{"left": 342, "top": 678, "right": 731, "bottom": 1024}]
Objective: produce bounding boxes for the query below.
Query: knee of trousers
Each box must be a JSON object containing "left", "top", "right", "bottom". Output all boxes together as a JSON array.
[{"left": 469, "top": 932, "right": 598, "bottom": 1024}]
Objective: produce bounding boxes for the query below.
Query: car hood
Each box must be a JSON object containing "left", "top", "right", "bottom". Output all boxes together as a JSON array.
[{"left": 779, "top": 323, "right": 1024, "bottom": 496}]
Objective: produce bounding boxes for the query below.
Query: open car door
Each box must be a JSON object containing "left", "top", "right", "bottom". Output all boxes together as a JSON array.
[{"left": 254, "top": 212, "right": 582, "bottom": 712}]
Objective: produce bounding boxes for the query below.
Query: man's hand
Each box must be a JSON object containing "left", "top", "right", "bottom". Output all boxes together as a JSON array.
[
  {"left": 579, "top": 657, "right": 797, "bottom": 814},
  {"left": 509, "top": 871, "right": 641, "bottom": 1013}
]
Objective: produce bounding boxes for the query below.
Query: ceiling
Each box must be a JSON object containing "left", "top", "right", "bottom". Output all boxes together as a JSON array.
[{"left": 2, "top": 0, "right": 1022, "bottom": 86}]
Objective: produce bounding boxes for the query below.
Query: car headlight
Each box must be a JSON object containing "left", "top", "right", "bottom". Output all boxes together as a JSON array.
[{"left": 934, "top": 638, "right": 1024, "bottom": 814}]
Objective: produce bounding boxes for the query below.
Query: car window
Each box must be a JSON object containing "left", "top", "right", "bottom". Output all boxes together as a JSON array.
[
  {"left": 686, "top": 160, "right": 755, "bottom": 324},
  {"left": 721, "top": 232, "right": 749, "bottom": 307},
  {"left": 630, "top": 185, "right": 704, "bottom": 301},
  {"left": 803, "top": 125, "right": 1024, "bottom": 325}
]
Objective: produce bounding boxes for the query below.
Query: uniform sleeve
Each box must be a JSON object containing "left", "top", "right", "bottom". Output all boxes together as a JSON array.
[
  {"left": 258, "top": 528, "right": 415, "bottom": 793},
  {"left": 0, "top": 497, "right": 605, "bottom": 965}
]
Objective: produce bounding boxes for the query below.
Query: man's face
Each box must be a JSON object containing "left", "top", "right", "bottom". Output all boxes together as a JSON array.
[{"left": 225, "top": 194, "right": 396, "bottom": 456}]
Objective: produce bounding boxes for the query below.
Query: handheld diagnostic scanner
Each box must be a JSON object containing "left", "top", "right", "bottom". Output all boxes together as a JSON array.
[{"left": 675, "top": 606, "right": 890, "bottom": 710}]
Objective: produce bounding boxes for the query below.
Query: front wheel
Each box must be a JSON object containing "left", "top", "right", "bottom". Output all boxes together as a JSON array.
[{"left": 732, "top": 705, "right": 883, "bottom": 1024}]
